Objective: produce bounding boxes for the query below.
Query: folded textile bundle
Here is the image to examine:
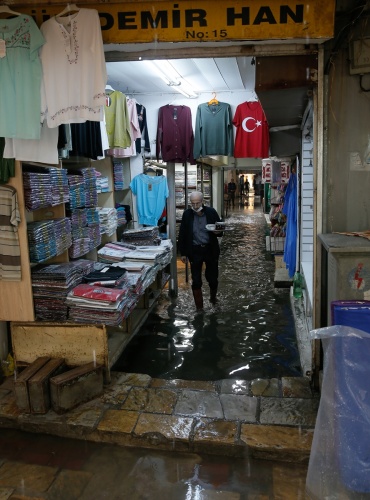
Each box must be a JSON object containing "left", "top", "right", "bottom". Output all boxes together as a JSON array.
[
  {"left": 67, "top": 283, "right": 133, "bottom": 326},
  {"left": 31, "top": 259, "right": 95, "bottom": 321}
]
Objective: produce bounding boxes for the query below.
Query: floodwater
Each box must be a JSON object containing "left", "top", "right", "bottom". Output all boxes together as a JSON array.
[
  {"left": 113, "top": 199, "right": 301, "bottom": 381},
  {"left": 0, "top": 428, "right": 309, "bottom": 499}
]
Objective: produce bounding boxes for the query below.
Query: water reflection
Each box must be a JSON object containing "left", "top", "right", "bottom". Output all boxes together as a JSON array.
[{"left": 114, "top": 204, "right": 301, "bottom": 380}]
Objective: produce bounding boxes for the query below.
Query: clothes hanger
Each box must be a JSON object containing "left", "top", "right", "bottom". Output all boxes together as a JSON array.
[
  {"left": 208, "top": 92, "right": 219, "bottom": 105},
  {"left": 105, "top": 84, "right": 115, "bottom": 92},
  {"left": 56, "top": 3, "right": 80, "bottom": 17},
  {"left": 0, "top": 5, "right": 22, "bottom": 17}
]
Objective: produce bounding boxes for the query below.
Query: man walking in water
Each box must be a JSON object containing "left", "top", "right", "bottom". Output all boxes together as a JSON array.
[
  {"left": 227, "top": 178, "right": 237, "bottom": 208},
  {"left": 178, "top": 191, "right": 223, "bottom": 311}
]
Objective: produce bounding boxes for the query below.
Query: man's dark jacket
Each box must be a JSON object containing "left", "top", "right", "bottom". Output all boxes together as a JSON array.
[{"left": 178, "top": 205, "right": 222, "bottom": 260}]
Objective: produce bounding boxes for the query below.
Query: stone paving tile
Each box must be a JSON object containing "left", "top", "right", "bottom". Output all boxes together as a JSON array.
[
  {"left": 193, "top": 418, "right": 238, "bottom": 445},
  {"left": 134, "top": 413, "right": 193, "bottom": 443},
  {"left": 259, "top": 398, "right": 319, "bottom": 427},
  {"left": 66, "top": 402, "right": 103, "bottom": 430},
  {"left": 100, "top": 384, "right": 130, "bottom": 406},
  {"left": 251, "top": 378, "right": 280, "bottom": 397},
  {"left": 0, "top": 488, "right": 13, "bottom": 500},
  {"left": 0, "top": 394, "right": 21, "bottom": 421},
  {"left": 240, "top": 424, "right": 313, "bottom": 462},
  {"left": 114, "top": 373, "right": 151, "bottom": 387},
  {"left": 175, "top": 390, "right": 224, "bottom": 418},
  {"left": 219, "top": 379, "right": 249, "bottom": 395},
  {"left": 0, "top": 462, "right": 57, "bottom": 491},
  {"left": 97, "top": 409, "right": 139, "bottom": 434},
  {"left": 220, "top": 394, "right": 258, "bottom": 422},
  {"left": 46, "top": 470, "right": 92, "bottom": 500},
  {"left": 150, "top": 378, "right": 216, "bottom": 391},
  {"left": 281, "top": 377, "right": 313, "bottom": 398},
  {"left": 273, "top": 462, "right": 308, "bottom": 498},
  {"left": 121, "top": 387, "right": 177, "bottom": 414}
]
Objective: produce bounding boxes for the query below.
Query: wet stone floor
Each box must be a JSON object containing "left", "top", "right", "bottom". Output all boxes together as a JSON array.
[
  {"left": 0, "top": 428, "right": 309, "bottom": 499},
  {"left": 114, "top": 201, "right": 301, "bottom": 381}
]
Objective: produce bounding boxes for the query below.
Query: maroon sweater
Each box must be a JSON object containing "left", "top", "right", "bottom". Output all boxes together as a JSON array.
[{"left": 156, "top": 105, "right": 195, "bottom": 164}]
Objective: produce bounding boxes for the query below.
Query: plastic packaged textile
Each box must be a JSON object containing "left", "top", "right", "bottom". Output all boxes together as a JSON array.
[{"left": 306, "top": 325, "right": 370, "bottom": 498}]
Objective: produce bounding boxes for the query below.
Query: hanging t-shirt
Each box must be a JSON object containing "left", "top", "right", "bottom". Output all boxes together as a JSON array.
[
  {"left": 0, "top": 15, "right": 45, "bottom": 140},
  {"left": 104, "top": 91, "right": 132, "bottom": 149},
  {"left": 40, "top": 8, "right": 107, "bottom": 128},
  {"left": 130, "top": 174, "right": 169, "bottom": 226},
  {"left": 156, "top": 105, "right": 194, "bottom": 163},
  {"left": 193, "top": 102, "right": 234, "bottom": 159},
  {"left": 233, "top": 101, "right": 269, "bottom": 158}
]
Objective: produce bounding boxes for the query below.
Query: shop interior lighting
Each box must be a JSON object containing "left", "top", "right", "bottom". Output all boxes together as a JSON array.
[{"left": 144, "top": 60, "right": 199, "bottom": 98}]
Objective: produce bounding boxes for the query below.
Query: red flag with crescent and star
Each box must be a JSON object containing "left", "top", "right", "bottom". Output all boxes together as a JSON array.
[{"left": 232, "top": 100, "right": 269, "bottom": 158}]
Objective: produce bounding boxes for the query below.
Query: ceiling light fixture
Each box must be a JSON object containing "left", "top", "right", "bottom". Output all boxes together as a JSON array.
[{"left": 144, "top": 60, "right": 199, "bottom": 98}]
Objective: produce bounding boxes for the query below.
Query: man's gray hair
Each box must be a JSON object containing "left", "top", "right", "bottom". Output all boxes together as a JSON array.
[{"left": 189, "top": 191, "right": 204, "bottom": 201}]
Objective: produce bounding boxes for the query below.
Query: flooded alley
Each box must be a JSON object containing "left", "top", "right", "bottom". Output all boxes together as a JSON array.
[{"left": 113, "top": 201, "right": 301, "bottom": 381}]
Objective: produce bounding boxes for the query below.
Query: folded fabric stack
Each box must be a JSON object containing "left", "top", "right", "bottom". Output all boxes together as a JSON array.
[
  {"left": 23, "top": 169, "right": 53, "bottom": 211},
  {"left": 27, "top": 220, "right": 57, "bottom": 263},
  {"left": 67, "top": 283, "right": 133, "bottom": 326},
  {"left": 121, "top": 226, "right": 161, "bottom": 246},
  {"left": 113, "top": 160, "right": 126, "bottom": 190},
  {"left": 97, "top": 242, "right": 135, "bottom": 263},
  {"left": 53, "top": 218, "right": 72, "bottom": 256},
  {"left": 111, "top": 262, "right": 158, "bottom": 297},
  {"left": 98, "top": 207, "right": 117, "bottom": 236},
  {"left": 31, "top": 259, "right": 95, "bottom": 321},
  {"left": 50, "top": 167, "right": 69, "bottom": 206},
  {"left": 83, "top": 264, "right": 127, "bottom": 288}
]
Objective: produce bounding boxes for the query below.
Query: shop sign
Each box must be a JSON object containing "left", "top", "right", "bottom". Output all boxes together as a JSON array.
[{"left": 23, "top": 0, "right": 335, "bottom": 44}]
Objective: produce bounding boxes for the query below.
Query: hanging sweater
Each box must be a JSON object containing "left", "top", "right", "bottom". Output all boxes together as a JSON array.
[
  {"left": 156, "top": 105, "right": 194, "bottom": 163},
  {"left": 193, "top": 102, "right": 234, "bottom": 159}
]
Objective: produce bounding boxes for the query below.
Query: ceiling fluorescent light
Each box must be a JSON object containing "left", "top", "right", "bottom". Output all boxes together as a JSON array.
[{"left": 144, "top": 60, "right": 198, "bottom": 98}]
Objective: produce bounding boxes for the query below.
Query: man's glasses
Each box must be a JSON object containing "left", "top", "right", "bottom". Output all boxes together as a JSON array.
[{"left": 190, "top": 201, "right": 202, "bottom": 206}]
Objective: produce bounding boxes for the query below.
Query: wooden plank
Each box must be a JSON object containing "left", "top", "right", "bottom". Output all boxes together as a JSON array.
[{"left": 11, "top": 322, "right": 109, "bottom": 380}]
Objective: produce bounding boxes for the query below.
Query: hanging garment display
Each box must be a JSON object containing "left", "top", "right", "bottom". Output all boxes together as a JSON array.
[
  {"left": 3, "top": 124, "right": 59, "bottom": 164},
  {"left": 0, "top": 185, "right": 21, "bottom": 281},
  {"left": 0, "top": 138, "right": 15, "bottom": 184},
  {"left": 0, "top": 15, "right": 45, "bottom": 140},
  {"left": 282, "top": 171, "right": 297, "bottom": 278},
  {"left": 106, "top": 97, "right": 141, "bottom": 157},
  {"left": 136, "top": 102, "right": 150, "bottom": 154},
  {"left": 156, "top": 105, "right": 194, "bottom": 163},
  {"left": 69, "top": 121, "right": 103, "bottom": 160},
  {"left": 39, "top": 8, "right": 107, "bottom": 128},
  {"left": 130, "top": 174, "right": 169, "bottom": 226},
  {"left": 104, "top": 91, "right": 132, "bottom": 149},
  {"left": 193, "top": 102, "right": 234, "bottom": 159},
  {"left": 233, "top": 100, "right": 270, "bottom": 158}
]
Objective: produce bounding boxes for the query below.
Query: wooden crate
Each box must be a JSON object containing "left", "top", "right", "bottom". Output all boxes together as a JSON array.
[{"left": 28, "top": 358, "right": 66, "bottom": 414}]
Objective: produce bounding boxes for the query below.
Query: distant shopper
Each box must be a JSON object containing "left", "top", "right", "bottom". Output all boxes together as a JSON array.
[
  {"left": 178, "top": 191, "right": 223, "bottom": 311},
  {"left": 239, "top": 174, "right": 245, "bottom": 195},
  {"left": 245, "top": 179, "right": 250, "bottom": 195},
  {"left": 228, "top": 178, "right": 237, "bottom": 208}
]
